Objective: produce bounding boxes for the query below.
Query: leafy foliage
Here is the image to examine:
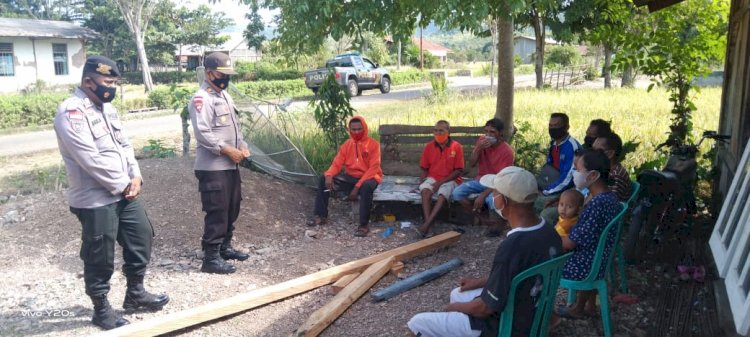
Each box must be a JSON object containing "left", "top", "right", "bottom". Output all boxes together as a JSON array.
[
  {"left": 243, "top": 3, "right": 266, "bottom": 52},
  {"left": 510, "top": 121, "right": 546, "bottom": 173},
  {"left": 310, "top": 71, "right": 355, "bottom": 148},
  {"left": 141, "top": 139, "right": 176, "bottom": 158}
]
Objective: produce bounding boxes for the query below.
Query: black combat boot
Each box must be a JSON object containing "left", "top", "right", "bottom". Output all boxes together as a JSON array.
[
  {"left": 201, "top": 244, "right": 236, "bottom": 274},
  {"left": 90, "top": 294, "right": 130, "bottom": 330},
  {"left": 220, "top": 232, "right": 249, "bottom": 261},
  {"left": 122, "top": 275, "right": 170, "bottom": 311}
]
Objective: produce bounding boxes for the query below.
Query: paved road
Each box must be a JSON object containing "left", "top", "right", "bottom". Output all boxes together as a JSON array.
[{"left": 0, "top": 75, "right": 535, "bottom": 157}]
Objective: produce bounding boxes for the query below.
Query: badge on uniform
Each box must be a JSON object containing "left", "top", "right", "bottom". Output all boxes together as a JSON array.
[
  {"left": 68, "top": 110, "right": 85, "bottom": 133},
  {"left": 219, "top": 115, "right": 228, "bottom": 124},
  {"left": 193, "top": 96, "right": 203, "bottom": 112}
]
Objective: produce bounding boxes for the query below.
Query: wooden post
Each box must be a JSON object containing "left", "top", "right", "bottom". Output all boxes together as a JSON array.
[
  {"left": 95, "top": 231, "right": 462, "bottom": 337},
  {"left": 390, "top": 261, "right": 404, "bottom": 276},
  {"left": 330, "top": 273, "right": 360, "bottom": 295},
  {"left": 371, "top": 258, "right": 464, "bottom": 302},
  {"left": 292, "top": 257, "right": 395, "bottom": 337}
]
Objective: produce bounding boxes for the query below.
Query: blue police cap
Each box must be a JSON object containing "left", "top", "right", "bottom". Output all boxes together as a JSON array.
[{"left": 83, "top": 56, "right": 121, "bottom": 77}]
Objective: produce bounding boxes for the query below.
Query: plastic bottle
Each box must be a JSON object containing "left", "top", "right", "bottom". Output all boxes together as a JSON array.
[{"left": 382, "top": 227, "right": 393, "bottom": 238}]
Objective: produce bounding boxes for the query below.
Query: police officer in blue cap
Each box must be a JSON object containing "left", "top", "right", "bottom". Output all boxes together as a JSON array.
[{"left": 53, "top": 56, "right": 169, "bottom": 330}]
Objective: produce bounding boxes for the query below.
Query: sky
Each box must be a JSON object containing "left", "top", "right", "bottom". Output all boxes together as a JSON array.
[{"left": 178, "top": 0, "right": 277, "bottom": 34}]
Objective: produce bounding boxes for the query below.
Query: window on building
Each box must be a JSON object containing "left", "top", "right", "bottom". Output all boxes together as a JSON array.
[
  {"left": 0, "top": 43, "right": 13, "bottom": 77},
  {"left": 53, "top": 43, "right": 68, "bottom": 75}
]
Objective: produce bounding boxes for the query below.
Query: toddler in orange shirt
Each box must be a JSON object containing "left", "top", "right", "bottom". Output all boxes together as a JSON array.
[{"left": 555, "top": 189, "right": 584, "bottom": 237}]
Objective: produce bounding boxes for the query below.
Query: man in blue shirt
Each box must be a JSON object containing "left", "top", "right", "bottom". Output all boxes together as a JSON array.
[{"left": 535, "top": 113, "right": 580, "bottom": 224}]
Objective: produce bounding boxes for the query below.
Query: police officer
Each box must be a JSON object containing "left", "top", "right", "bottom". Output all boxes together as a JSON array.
[
  {"left": 188, "top": 52, "right": 251, "bottom": 274},
  {"left": 53, "top": 56, "right": 169, "bottom": 330}
]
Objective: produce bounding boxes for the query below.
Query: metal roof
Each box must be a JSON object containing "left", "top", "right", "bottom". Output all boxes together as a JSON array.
[{"left": 0, "top": 18, "right": 99, "bottom": 39}]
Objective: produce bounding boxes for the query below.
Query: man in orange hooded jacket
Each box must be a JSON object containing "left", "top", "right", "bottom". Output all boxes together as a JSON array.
[{"left": 309, "top": 116, "right": 383, "bottom": 237}]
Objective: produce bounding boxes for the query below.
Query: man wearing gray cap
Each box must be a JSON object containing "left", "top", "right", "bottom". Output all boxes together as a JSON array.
[
  {"left": 54, "top": 55, "right": 169, "bottom": 330},
  {"left": 188, "top": 52, "right": 251, "bottom": 274},
  {"left": 407, "top": 166, "right": 562, "bottom": 337}
]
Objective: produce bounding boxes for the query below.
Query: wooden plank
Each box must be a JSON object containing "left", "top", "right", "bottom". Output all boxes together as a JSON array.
[
  {"left": 371, "top": 258, "right": 464, "bottom": 302},
  {"left": 388, "top": 135, "right": 480, "bottom": 145},
  {"left": 390, "top": 261, "right": 404, "bottom": 275},
  {"left": 330, "top": 273, "right": 360, "bottom": 295},
  {"left": 95, "top": 231, "right": 462, "bottom": 337},
  {"left": 291, "top": 257, "right": 395, "bottom": 337},
  {"left": 379, "top": 124, "right": 483, "bottom": 136}
]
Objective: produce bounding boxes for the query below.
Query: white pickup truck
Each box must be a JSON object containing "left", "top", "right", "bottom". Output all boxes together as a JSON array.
[{"left": 304, "top": 53, "right": 391, "bottom": 96}]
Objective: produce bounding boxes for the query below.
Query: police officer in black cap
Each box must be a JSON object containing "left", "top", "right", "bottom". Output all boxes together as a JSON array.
[
  {"left": 188, "top": 52, "right": 251, "bottom": 274},
  {"left": 53, "top": 56, "right": 169, "bottom": 330}
]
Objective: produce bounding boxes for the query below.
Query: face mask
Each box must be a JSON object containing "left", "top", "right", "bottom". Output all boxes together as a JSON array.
[
  {"left": 485, "top": 135, "right": 498, "bottom": 145},
  {"left": 94, "top": 83, "right": 116, "bottom": 103},
  {"left": 573, "top": 170, "right": 599, "bottom": 190},
  {"left": 434, "top": 134, "right": 449, "bottom": 144},
  {"left": 549, "top": 127, "right": 566, "bottom": 140},
  {"left": 350, "top": 130, "right": 364, "bottom": 141},
  {"left": 211, "top": 75, "right": 230, "bottom": 90},
  {"left": 493, "top": 194, "right": 507, "bottom": 220},
  {"left": 584, "top": 136, "right": 596, "bottom": 148}
]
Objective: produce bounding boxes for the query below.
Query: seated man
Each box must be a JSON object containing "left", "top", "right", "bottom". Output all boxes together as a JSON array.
[
  {"left": 417, "top": 120, "right": 465, "bottom": 237},
  {"left": 451, "top": 118, "right": 514, "bottom": 233},
  {"left": 309, "top": 116, "right": 382, "bottom": 237},
  {"left": 593, "top": 132, "right": 631, "bottom": 201},
  {"left": 407, "top": 166, "right": 563, "bottom": 337},
  {"left": 535, "top": 112, "right": 581, "bottom": 219},
  {"left": 583, "top": 119, "right": 612, "bottom": 149}
]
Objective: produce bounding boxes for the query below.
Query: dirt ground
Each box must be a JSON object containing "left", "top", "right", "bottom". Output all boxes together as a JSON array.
[{"left": 0, "top": 154, "right": 721, "bottom": 337}]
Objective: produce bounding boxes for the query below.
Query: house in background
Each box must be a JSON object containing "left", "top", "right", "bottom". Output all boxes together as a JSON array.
[
  {"left": 513, "top": 35, "right": 560, "bottom": 64},
  {"left": 177, "top": 34, "right": 262, "bottom": 71},
  {"left": 0, "top": 18, "right": 98, "bottom": 93},
  {"left": 410, "top": 37, "right": 450, "bottom": 64}
]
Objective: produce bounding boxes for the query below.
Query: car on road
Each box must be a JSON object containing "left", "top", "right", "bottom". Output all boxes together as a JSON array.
[{"left": 304, "top": 53, "right": 391, "bottom": 97}]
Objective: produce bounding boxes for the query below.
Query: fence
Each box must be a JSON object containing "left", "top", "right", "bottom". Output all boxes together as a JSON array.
[{"left": 543, "top": 65, "right": 589, "bottom": 89}]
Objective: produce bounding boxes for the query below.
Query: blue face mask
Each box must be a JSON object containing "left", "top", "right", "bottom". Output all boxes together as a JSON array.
[{"left": 577, "top": 187, "right": 590, "bottom": 199}]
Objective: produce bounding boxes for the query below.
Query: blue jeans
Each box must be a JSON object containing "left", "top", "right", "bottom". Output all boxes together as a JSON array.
[{"left": 451, "top": 180, "right": 495, "bottom": 210}]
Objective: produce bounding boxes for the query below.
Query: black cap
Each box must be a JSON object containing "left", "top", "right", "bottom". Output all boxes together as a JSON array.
[
  {"left": 83, "top": 56, "right": 121, "bottom": 77},
  {"left": 204, "top": 52, "right": 237, "bottom": 75}
]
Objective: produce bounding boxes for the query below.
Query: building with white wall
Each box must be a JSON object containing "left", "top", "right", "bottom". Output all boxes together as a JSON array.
[{"left": 0, "top": 18, "right": 98, "bottom": 93}]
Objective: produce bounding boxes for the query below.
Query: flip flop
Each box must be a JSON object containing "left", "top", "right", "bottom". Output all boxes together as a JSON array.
[
  {"left": 306, "top": 217, "right": 326, "bottom": 227},
  {"left": 555, "top": 305, "right": 585, "bottom": 320},
  {"left": 354, "top": 225, "right": 369, "bottom": 237}
]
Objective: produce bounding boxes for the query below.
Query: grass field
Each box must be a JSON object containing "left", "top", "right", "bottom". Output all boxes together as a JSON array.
[{"left": 286, "top": 86, "right": 723, "bottom": 175}]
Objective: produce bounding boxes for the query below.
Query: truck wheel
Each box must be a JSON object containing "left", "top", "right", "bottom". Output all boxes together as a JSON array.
[
  {"left": 347, "top": 79, "right": 359, "bottom": 97},
  {"left": 379, "top": 77, "right": 391, "bottom": 94}
]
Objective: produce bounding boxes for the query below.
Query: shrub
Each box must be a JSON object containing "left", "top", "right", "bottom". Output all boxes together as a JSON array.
[
  {"left": 234, "top": 79, "right": 309, "bottom": 99},
  {"left": 0, "top": 93, "right": 69, "bottom": 128},
  {"left": 121, "top": 71, "right": 198, "bottom": 85},
  {"left": 514, "top": 54, "right": 523, "bottom": 67},
  {"left": 390, "top": 69, "right": 429, "bottom": 86},
  {"left": 234, "top": 61, "right": 303, "bottom": 81},
  {"left": 546, "top": 45, "right": 582, "bottom": 67},
  {"left": 147, "top": 86, "right": 173, "bottom": 109}
]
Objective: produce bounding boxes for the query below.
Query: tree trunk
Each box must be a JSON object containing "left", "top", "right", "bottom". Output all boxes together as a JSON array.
[
  {"left": 178, "top": 43, "right": 183, "bottom": 72},
  {"left": 532, "top": 12, "right": 544, "bottom": 89},
  {"left": 490, "top": 19, "right": 497, "bottom": 91},
  {"left": 621, "top": 64, "right": 634, "bottom": 88},
  {"left": 496, "top": 15, "right": 514, "bottom": 139},
  {"left": 603, "top": 43, "right": 613, "bottom": 89},
  {"left": 182, "top": 113, "right": 191, "bottom": 158},
  {"left": 133, "top": 27, "right": 153, "bottom": 92}
]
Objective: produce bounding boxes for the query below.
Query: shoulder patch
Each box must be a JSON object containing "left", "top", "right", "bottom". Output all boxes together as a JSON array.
[
  {"left": 193, "top": 96, "right": 203, "bottom": 112},
  {"left": 67, "top": 109, "right": 84, "bottom": 120}
]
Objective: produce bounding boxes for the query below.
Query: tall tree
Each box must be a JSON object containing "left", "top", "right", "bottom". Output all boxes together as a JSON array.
[
  {"left": 113, "top": 0, "right": 157, "bottom": 92},
  {"left": 515, "top": 0, "right": 561, "bottom": 89},
  {"left": 83, "top": 0, "right": 131, "bottom": 59},
  {"left": 243, "top": 3, "right": 265, "bottom": 52},
  {"left": 242, "top": 0, "right": 527, "bottom": 138},
  {"left": 1, "top": 0, "right": 83, "bottom": 21}
]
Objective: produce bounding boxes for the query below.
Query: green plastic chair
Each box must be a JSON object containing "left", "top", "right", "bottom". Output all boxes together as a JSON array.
[
  {"left": 610, "top": 181, "right": 640, "bottom": 293},
  {"left": 497, "top": 252, "right": 573, "bottom": 337},
  {"left": 560, "top": 202, "right": 628, "bottom": 337}
]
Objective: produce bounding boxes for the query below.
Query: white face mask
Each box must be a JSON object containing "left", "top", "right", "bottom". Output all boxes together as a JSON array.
[
  {"left": 493, "top": 194, "right": 507, "bottom": 220},
  {"left": 573, "top": 170, "right": 598, "bottom": 190}
]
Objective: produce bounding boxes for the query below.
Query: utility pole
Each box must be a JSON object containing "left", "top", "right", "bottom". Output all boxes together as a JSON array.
[
  {"left": 397, "top": 40, "right": 401, "bottom": 70},
  {"left": 419, "top": 27, "right": 424, "bottom": 70}
]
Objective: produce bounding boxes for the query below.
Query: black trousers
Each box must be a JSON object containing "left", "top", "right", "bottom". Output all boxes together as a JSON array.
[
  {"left": 70, "top": 199, "right": 153, "bottom": 297},
  {"left": 313, "top": 174, "right": 378, "bottom": 226},
  {"left": 195, "top": 169, "right": 242, "bottom": 246}
]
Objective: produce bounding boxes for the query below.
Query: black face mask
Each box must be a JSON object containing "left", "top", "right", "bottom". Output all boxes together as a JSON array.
[
  {"left": 211, "top": 76, "right": 230, "bottom": 90},
  {"left": 584, "top": 136, "right": 596, "bottom": 148},
  {"left": 549, "top": 127, "right": 566, "bottom": 140},
  {"left": 93, "top": 83, "right": 116, "bottom": 103}
]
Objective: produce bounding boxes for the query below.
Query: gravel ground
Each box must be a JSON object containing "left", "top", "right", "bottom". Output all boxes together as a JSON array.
[{"left": 0, "top": 157, "right": 716, "bottom": 337}]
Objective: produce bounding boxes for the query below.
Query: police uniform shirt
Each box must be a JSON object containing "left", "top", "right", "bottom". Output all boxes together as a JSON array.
[
  {"left": 188, "top": 82, "right": 248, "bottom": 171},
  {"left": 54, "top": 88, "right": 141, "bottom": 208}
]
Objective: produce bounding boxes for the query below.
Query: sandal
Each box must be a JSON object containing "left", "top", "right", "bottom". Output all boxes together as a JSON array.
[
  {"left": 354, "top": 225, "right": 369, "bottom": 237},
  {"left": 555, "top": 305, "right": 585, "bottom": 320}
]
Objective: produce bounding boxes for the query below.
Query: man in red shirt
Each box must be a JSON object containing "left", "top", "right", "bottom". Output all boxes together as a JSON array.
[
  {"left": 417, "top": 120, "right": 465, "bottom": 237},
  {"left": 452, "top": 118, "right": 514, "bottom": 235}
]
